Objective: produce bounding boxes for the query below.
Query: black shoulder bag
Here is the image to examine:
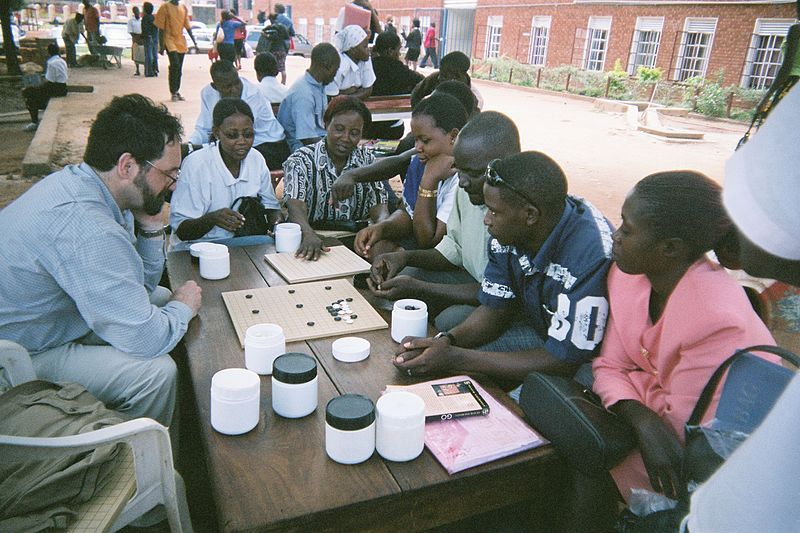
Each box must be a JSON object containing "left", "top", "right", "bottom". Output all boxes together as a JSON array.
[{"left": 231, "top": 196, "right": 271, "bottom": 237}]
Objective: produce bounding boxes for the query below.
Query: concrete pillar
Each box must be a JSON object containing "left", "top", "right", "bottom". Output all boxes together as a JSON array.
[
  {"left": 47, "top": 4, "right": 57, "bottom": 22},
  {"left": 62, "top": 5, "right": 72, "bottom": 20}
]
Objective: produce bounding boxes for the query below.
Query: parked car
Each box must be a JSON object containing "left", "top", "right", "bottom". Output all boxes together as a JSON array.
[
  {"left": 189, "top": 28, "right": 215, "bottom": 54},
  {"left": 289, "top": 33, "right": 311, "bottom": 57},
  {"left": 0, "top": 24, "right": 26, "bottom": 47},
  {"left": 244, "top": 25, "right": 264, "bottom": 50}
]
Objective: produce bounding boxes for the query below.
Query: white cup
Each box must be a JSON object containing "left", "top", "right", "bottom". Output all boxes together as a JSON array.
[
  {"left": 391, "top": 299, "right": 428, "bottom": 342},
  {"left": 199, "top": 243, "right": 230, "bottom": 280},
  {"left": 244, "top": 323, "right": 286, "bottom": 375},
  {"left": 275, "top": 223, "right": 302, "bottom": 254}
]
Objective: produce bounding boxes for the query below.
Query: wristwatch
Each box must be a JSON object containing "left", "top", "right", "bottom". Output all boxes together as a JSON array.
[
  {"left": 137, "top": 226, "right": 168, "bottom": 239},
  {"left": 434, "top": 331, "right": 456, "bottom": 344}
]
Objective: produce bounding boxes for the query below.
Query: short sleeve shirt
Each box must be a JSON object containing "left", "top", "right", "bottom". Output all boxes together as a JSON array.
[
  {"left": 401, "top": 155, "right": 458, "bottom": 224},
  {"left": 478, "top": 196, "right": 614, "bottom": 364},
  {"left": 169, "top": 144, "right": 280, "bottom": 250},
  {"left": 277, "top": 72, "right": 327, "bottom": 152},
  {"left": 282, "top": 140, "right": 387, "bottom": 222},
  {"left": 325, "top": 53, "right": 376, "bottom": 96},
  {"left": 434, "top": 186, "right": 490, "bottom": 282}
]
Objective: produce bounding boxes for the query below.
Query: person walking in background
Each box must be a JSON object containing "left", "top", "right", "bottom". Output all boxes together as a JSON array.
[
  {"left": 419, "top": 21, "right": 438, "bottom": 69},
  {"left": 128, "top": 6, "right": 144, "bottom": 76},
  {"left": 154, "top": 0, "right": 197, "bottom": 102},
  {"left": 214, "top": 11, "right": 244, "bottom": 65},
  {"left": 256, "top": 13, "right": 290, "bottom": 85},
  {"left": 384, "top": 15, "right": 396, "bottom": 33},
  {"left": 274, "top": 3, "right": 295, "bottom": 52},
  {"left": 402, "top": 19, "right": 422, "bottom": 71},
  {"left": 81, "top": 0, "right": 100, "bottom": 55},
  {"left": 141, "top": 2, "right": 158, "bottom": 77},
  {"left": 231, "top": 10, "right": 246, "bottom": 70},
  {"left": 61, "top": 12, "right": 85, "bottom": 68}
]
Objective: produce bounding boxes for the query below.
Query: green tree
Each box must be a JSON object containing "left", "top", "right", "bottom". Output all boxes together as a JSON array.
[{"left": 1, "top": 0, "right": 27, "bottom": 75}]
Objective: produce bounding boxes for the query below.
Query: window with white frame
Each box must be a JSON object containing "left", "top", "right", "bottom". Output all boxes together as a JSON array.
[
  {"left": 419, "top": 16, "right": 431, "bottom": 36},
  {"left": 583, "top": 17, "right": 611, "bottom": 71},
  {"left": 628, "top": 17, "right": 663, "bottom": 74},
  {"left": 298, "top": 18, "right": 308, "bottom": 39},
  {"left": 742, "top": 19, "right": 793, "bottom": 89},
  {"left": 485, "top": 15, "right": 503, "bottom": 59},
  {"left": 528, "top": 16, "right": 551, "bottom": 66},
  {"left": 675, "top": 18, "right": 717, "bottom": 81},
  {"left": 314, "top": 17, "right": 324, "bottom": 44},
  {"left": 400, "top": 16, "right": 410, "bottom": 36}
]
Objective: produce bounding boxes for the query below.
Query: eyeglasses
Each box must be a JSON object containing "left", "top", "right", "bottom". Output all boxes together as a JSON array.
[
  {"left": 485, "top": 158, "right": 533, "bottom": 205},
  {"left": 145, "top": 160, "right": 181, "bottom": 186}
]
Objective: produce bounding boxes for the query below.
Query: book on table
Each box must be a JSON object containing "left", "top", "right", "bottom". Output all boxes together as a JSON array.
[
  {"left": 386, "top": 376, "right": 548, "bottom": 474},
  {"left": 387, "top": 378, "right": 489, "bottom": 422}
]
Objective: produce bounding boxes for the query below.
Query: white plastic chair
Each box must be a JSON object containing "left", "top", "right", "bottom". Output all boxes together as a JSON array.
[{"left": 0, "top": 340, "right": 193, "bottom": 532}]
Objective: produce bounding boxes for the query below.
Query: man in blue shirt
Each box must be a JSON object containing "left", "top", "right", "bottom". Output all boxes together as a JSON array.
[
  {"left": 394, "top": 151, "right": 613, "bottom": 394},
  {"left": 277, "top": 42, "right": 340, "bottom": 152},
  {"left": 0, "top": 95, "right": 202, "bottom": 426}
]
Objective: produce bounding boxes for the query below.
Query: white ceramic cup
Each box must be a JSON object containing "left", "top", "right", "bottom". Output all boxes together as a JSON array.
[
  {"left": 199, "top": 243, "right": 230, "bottom": 280},
  {"left": 244, "top": 323, "right": 286, "bottom": 375},
  {"left": 391, "top": 299, "right": 428, "bottom": 342},
  {"left": 275, "top": 223, "right": 302, "bottom": 254}
]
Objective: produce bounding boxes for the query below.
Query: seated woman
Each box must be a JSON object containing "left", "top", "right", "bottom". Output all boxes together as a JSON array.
[
  {"left": 283, "top": 95, "right": 389, "bottom": 261},
  {"left": 354, "top": 93, "right": 468, "bottom": 260},
  {"left": 170, "top": 98, "right": 281, "bottom": 251},
  {"left": 326, "top": 25, "right": 375, "bottom": 100},
  {"left": 570, "top": 171, "right": 777, "bottom": 532}
]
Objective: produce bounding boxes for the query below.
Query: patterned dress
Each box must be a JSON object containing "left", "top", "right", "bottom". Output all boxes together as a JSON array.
[{"left": 283, "top": 140, "right": 388, "bottom": 222}]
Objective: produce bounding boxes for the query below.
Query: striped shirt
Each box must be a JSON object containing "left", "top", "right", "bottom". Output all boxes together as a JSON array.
[{"left": 0, "top": 163, "right": 193, "bottom": 357}]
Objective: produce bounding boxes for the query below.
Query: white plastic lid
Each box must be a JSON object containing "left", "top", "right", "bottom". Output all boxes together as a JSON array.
[
  {"left": 245, "top": 323, "right": 284, "bottom": 344},
  {"left": 275, "top": 222, "right": 301, "bottom": 234},
  {"left": 211, "top": 368, "right": 260, "bottom": 401},
  {"left": 190, "top": 242, "right": 216, "bottom": 257},
  {"left": 376, "top": 391, "right": 425, "bottom": 424},
  {"left": 393, "top": 299, "right": 428, "bottom": 315},
  {"left": 332, "top": 337, "right": 370, "bottom": 363},
  {"left": 201, "top": 243, "right": 229, "bottom": 258}
]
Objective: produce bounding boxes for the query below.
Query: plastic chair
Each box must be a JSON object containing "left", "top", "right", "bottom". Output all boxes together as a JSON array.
[{"left": 0, "top": 340, "right": 193, "bottom": 532}]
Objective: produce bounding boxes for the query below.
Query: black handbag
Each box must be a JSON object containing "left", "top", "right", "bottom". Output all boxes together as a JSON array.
[
  {"left": 231, "top": 196, "right": 271, "bottom": 237},
  {"left": 519, "top": 372, "right": 636, "bottom": 477},
  {"left": 682, "top": 344, "right": 799, "bottom": 488}
]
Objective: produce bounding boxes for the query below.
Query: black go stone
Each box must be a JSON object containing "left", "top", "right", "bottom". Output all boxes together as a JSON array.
[
  {"left": 351, "top": 314, "right": 358, "bottom": 319},
  {"left": 252, "top": 309, "right": 259, "bottom": 314},
  {"left": 307, "top": 321, "right": 315, "bottom": 326},
  {"left": 346, "top": 298, "right": 353, "bottom": 302},
  {"left": 296, "top": 303, "right": 303, "bottom": 308},
  {"left": 245, "top": 294, "right": 253, "bottom": 299},
  {"left": 325, "top": 286, "right": 331, "bottom": 290},
  {"left": 334, "top": 316, "right": 341, "bottom": 321},
  {"left": 404, "top": 305, "right": 417, "bottom": 310},
  {"left": 288, "top": 289, "right": 295, "bottom": 294}
]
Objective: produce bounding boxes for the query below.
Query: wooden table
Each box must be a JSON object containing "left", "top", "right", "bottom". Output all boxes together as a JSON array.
[{"left": 168, "top": 243, "right": 563, "bottom": 532}]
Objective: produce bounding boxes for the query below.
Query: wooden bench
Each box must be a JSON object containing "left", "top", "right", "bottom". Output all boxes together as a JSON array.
[{"left": 364, "top": 94, "right": 413, "bottom": 121}]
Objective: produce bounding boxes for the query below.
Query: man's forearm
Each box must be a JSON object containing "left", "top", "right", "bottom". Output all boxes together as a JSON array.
[
  {"left": 405, "top": 247, "right": 459, "bottom": 271},
  {"left": 413, "top": 280, "right": 480, "bottom": 307},
  {"left": 452, "top": 345, "right": 576, "bottom": 383}
]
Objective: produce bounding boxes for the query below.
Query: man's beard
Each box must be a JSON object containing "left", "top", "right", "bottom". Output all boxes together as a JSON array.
[{"left": 134, "top": 170, "right": 167, "bottom": 216}]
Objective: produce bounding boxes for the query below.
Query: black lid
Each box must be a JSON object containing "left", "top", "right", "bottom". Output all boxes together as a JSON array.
[
  {"left": 272, "top": 353, "right": 317, "bottom": 384},
  {"left": 325, "top": 394, "right": 375, "bottom": 430}
]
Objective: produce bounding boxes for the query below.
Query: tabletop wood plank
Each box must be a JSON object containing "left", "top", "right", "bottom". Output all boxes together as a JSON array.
[{"left": 168, "top": 249, "right": 401, "bottom": 532}]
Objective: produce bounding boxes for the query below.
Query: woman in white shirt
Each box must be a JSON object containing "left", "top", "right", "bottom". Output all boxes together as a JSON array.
[
  {"left": 170, "top": 98, "right": 282, "bottom": 250},
  {"left": 326, "top": 24, "right": 375, "bottom": 100},
  {"left": 127, "top": 6, "right": 144, "bottom": 76}
]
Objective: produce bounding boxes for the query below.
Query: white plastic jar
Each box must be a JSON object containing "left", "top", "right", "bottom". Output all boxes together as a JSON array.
[
  {"left": 244, "top": 323, "right": 286, "bottom": 375},
  {"left": 375, "top": 391, "right": 426, "bottom": 462},
  {"left": 210, "top": 368, "right": 261, "bottom": 435},
  {"left": 271, "top": 353, "right": 318, "bottom": 418},
  {"left": 199, "top": 243, "right": 230, "bottom": 280},
  {"left": 274, "top": 222, "right": 302, "bottom": 254},
  {"left": 325, "top": 394, "right": 376, "bottom": 464},
  {"left": 391, "top": 299, "right": 428, "bottom": 342}
]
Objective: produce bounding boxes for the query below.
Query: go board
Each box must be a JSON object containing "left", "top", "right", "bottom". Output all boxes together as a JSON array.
[
  {"left": 264, "top": 245, "right": 371, "bottom": 284},
  {"left": 222, "top": 278, "right": 388, "bottom": 346}
]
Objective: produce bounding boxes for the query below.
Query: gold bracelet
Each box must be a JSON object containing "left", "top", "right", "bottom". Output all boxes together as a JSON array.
[{"left": 417, "top": 187, "right": 438, "bottom": 198}]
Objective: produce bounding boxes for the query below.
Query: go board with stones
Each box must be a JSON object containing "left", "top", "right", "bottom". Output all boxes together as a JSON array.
[
  {"left": 264, "top": 245, "right": 371, "bottom": 284},
  {"left": 221, "top": 278, "right": 388, "bottom": 346}
]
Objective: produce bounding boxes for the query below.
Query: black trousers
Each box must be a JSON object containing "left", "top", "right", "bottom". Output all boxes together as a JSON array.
[
  {"left": 167, "top": 50, "right": 185, "bottom": 95},
  {"left": 23, "top": 82, "right": 67, "bottom": 123}
]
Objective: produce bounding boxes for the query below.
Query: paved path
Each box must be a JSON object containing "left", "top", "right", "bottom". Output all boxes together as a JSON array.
[{"left": 41, "top": 53, "right": 747, "bottom": 225}]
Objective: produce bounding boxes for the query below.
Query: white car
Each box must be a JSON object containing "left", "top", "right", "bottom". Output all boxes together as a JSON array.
[{"left": 99, "top": 22, "right": 132, "bottom": 48}]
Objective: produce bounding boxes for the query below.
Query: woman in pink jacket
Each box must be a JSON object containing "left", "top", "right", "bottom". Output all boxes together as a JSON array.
[{"left": 570, "top": 171, "right": 776, "bottom": 531}]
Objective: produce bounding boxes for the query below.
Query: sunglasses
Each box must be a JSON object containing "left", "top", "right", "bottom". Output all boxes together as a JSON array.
[
  {"left": 145, "top": 160, "right": 181, "bottom": 186},
  {"left": 485, "top": 158, "right": 534, "bottom": 205}
]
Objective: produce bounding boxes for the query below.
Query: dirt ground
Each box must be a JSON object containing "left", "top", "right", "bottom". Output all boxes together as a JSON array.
[{"left": 0, "top": 54, "right": 747, "bottom": 221}]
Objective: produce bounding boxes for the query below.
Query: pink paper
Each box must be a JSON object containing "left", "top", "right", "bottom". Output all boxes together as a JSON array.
[{"left": 417, "top": 376, "right": 548, "bottom": 474}]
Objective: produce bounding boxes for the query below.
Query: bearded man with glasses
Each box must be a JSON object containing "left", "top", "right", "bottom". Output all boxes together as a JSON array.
[{"left": 0, "top": 94, "right": 202, "bottom": 427}]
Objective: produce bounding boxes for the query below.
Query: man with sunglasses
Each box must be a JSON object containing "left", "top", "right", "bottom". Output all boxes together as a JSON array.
[
  {"left": 392, "top": 151, "right": 613, "bottom": 397},
  {"left": 0, "top": 95, "right": 202, "bottom": 427}
]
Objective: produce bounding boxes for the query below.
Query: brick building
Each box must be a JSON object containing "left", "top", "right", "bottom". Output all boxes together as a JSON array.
[{"left": 211, "top": 0, "right": 796, "bottom": 88}]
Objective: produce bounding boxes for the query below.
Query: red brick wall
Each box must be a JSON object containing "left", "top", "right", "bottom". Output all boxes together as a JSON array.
[{"left": 248, "top": 0, "right": 794, "bottom": 85}]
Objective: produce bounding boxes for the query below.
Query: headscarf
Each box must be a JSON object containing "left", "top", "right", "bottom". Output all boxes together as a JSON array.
[
  {"left": 723, "top": 85, "right": 800, "bottom": 260},
  {"left": 334, "top": 24, "right": 367, "bottom": 53}
]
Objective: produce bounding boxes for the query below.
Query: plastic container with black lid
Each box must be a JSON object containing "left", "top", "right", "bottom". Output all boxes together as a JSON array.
[
  {"left": 325, "top": 394, "right": 376, "bottom": 464},
  {"left": 271, "top": 353, "right": 318, "bottom": 418}
]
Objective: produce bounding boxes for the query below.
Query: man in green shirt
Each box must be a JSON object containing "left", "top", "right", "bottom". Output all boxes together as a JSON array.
[{"left": 368, "top": 111, "right": 520, "bottom": 329}]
